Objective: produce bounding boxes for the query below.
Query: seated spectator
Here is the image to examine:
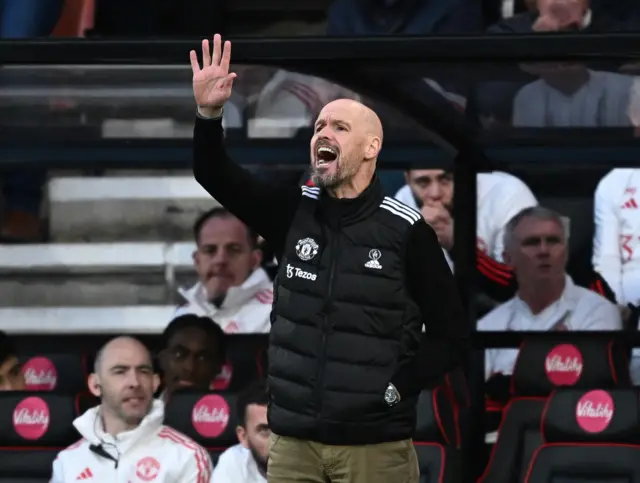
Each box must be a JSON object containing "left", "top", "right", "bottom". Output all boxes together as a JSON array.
[
  {"left": 482, "top": 0, "right": 635, "bottom": 127},
  {"left": 176, "top": 208, "right": 273, "bottom": 333},
  {"left": 395, "top": 169, "right": 537, "bottom": 267},
  {"left": 489, "top": 0, "right": 640, "bottom": 33},
  {"left": 593, "top": 168, "right": 640, "bottom": 307},
  {"left": 512, "top": 65, "right": 632, "bottom": 128},
  {"left": 327, "top": 0, "right": 483, "bottom": 35},
  {"left": 593, "top": 168, "right": 640, "bottom": 384},
  {"left": 158, "top": 314, "right": 226, "bottom": 402},
  {"left": 52, "top": 336, "right": 212, "bottom": 482},
  {"left": 0, "top": 331, "right": 24, "bottom": 390},
  {"left": 480, "top": 206, "right": 622, "bottom": 379},
  {"left": 212, "top": 380, "right": 269, "bottom": 482}
]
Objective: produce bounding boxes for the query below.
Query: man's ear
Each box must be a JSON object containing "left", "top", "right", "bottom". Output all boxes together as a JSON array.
[
  {"left": 88, "top": 373, "right": 101, "bottom": 398},
  {"left": 251, "top": 247, "right": 263, "bottom": 271},
  {"left": 153, "top": 373, "right": 160, "bottom": 393},
  {"left": 236, "top": 425, "right": 248, "bottom": 448},
  {"left": 157, "top": 348, "right": 168, "bottom": 373},
  {"left": 364, "top": 136, "right": 381, "bottom": 161}
]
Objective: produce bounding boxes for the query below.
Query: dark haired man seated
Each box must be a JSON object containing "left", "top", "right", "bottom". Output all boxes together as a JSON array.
[
  {"left": 212, "top": 379, "right": 269, "bottom": 483},
  {"left": 176, "top": 207, "right": 274, "bottom": 334},
  {"left": 157, "top": 314, "right": 226, "bottom": 402}
]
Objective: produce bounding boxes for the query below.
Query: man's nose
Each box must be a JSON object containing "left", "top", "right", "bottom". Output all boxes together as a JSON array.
[
  {"left": 425, "top": 183, "right": 443, "bottom": 201},
  {"left": 536, "top": 242, "right": 552, "bottom": 256},
  {"left": 126, "top": 371, "right": 142, "bottom": 387},
  {"left": 211, "top": 249, "right": 229, "bottom": 264},
  {"left": 181, "top": 356, "right": 196, "bottom": 375}
]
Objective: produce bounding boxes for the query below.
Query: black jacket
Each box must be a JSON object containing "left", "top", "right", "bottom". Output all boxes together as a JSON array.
[{"left": 192, "top": 115, "right": 469, "bottom": 444}]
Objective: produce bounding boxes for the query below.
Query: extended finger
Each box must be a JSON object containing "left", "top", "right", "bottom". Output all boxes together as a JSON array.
[
  {"left": 220, "top": 40, "right": 232, "bottom": 73},
  {"left": 224, "top": 72, "right": 237, "bottom": 87},
  {"left": 202, "top": 39, "right": 211, "bottom": 68},
  {"left": 212, "top": 34, "right": 222, "bottom": 66},
  {"left": 189, "top": 50, "right": 200, "bottom": 74}
]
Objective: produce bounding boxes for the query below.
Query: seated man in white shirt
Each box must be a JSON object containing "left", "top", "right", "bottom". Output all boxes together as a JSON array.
[
  {"left": 176, "top": 207, "right": 273, "bottom": 333},
  {"left": 212, "top": 380, "right": 269, "bottom": 483},
  {"left": 480, "top": 206, "right": 622, "bottom": 380}
]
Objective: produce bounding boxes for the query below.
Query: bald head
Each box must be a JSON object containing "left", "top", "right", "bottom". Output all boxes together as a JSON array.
[
  {"left": 94, "top": 336, "right": 151, "bottom": 375},
  {"left": 321, "top": 99, "right": 383, "bottom": 145},
  {"left": 310, "top": 99, "right": 383, "bottom": 196}
]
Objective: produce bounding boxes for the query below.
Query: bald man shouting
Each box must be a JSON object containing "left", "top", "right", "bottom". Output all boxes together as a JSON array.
[
  {"left": 51, "top": 337, "right": 212, "bottom": 483},
  {"left": 191, "top": 35, "right": 468, "bottom": 483}
]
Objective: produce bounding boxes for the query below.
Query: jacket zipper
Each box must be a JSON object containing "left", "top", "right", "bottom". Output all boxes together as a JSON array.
[{"left": 316, "top": 231, "right": 339, "bottom": 419}]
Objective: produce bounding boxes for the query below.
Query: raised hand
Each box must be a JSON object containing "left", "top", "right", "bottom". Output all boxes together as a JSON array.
[{"left": 190, "top": 34, "right": 237, "bottom": 118}]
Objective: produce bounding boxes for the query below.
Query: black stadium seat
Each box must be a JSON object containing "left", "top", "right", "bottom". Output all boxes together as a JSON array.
[
  {"left": 479, "top": 338, "right": 630, "bottom": 483},
  {"left": 414, "top": 387, "right": 462, "bottom": 483},
  {"left": 18, "top": 353, "right": 88, "bottom": 394},
  {"left": 416, "top": 386, "right": 458, "bottom": 447},
  {"left": 524, "top": 388, "right": 640, "bottom": 482},
  {"left": 0, "top": 393, "right": 80, "bottom": 481},
  {"left": 165, "top": 387, "right": 461, "bottom": 481},
  {"left": 164, "top": 390, "right": 239, "bottom": 465}
]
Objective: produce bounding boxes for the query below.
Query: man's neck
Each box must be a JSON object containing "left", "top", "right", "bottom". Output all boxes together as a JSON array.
[
  {"left": 101, "top": 411, "right": 137, "bottom": 437},
  {"left": 517, "top": 276, "right": 566, "bottom": 315},
  {"left": 327, "top": 171, "right": 374, "bottom": 199}
]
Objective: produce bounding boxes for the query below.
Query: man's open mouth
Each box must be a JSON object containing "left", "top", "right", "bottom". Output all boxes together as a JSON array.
[{"left": 316, "top": 145, "right": 339, "bottom": 166}]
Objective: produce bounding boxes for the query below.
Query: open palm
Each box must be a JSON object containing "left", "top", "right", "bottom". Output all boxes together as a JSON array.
[{"left": 190, "top": 34, "right": 237, "bottom": 109}]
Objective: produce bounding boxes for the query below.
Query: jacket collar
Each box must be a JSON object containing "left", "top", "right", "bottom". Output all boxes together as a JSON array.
[
  {"left": 73, "top": 399, "right": 164, "bottom": 455},
  {"left": 182, "top": 267, "right": 271, "bottom": 312},
  {"left": 317, "top": 175, "right": 385, "bottom": 228}
]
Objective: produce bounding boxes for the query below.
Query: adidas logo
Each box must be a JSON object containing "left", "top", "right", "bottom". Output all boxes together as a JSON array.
[
  {"left": 76, "top": 467, "right": 93, "bottom": 480},
  {"left": 622, "top": 199, "right": 638, "bottom": 209}
]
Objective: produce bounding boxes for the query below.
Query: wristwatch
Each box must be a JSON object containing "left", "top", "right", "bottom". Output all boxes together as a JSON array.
[{"left": 384, "top": 383, "right": 401, "bottom": 407}]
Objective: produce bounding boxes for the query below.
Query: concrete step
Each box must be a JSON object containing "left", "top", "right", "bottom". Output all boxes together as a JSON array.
[
  {"left": 0, "top": 273, "right": 197, "bottom": 307},
  {"left": 0, "top": 242, "right": 199, "bottom": 306},
  {"left": 48, "top": 176, "right": 219, "bottom": 242},
  {"left": 0, "top": 306, "right": 179, "bottom": 335}
]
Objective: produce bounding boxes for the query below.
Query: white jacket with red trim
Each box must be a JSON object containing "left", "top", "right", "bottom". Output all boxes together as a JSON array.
[
  {"left": 593, "top": 168, "right": 640, "bottom": 306},
  {"left": 174, "top": 267, "right": 273, "bottom": 334},
  {"left": 50, "top": 400, "right": 212, "bottom": 483},
  {"left": 394, "top": 171, "right": 538, "bottom": 265}
]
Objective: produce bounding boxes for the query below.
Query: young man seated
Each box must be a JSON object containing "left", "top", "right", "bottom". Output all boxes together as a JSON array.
[{"left": 212, "top": 380, "right": 269, "bottom": 483}]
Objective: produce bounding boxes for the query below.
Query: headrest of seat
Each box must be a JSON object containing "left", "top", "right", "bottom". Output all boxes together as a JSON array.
[
  {"left": 0, "top": 393, "right": 78, "bottom": 446},
  {"left": 414, "top": 387, "right": 456, "bottom": 445},
  {"left": 511, "top": 339, "right": 621, "bottom": 397},
  {"left": 19, "top": 353, "right": 87, "bottom": 393},
  {"left": 164, "top": 391, "right": 237, "bottom": 447},
  {"left": 542, "top": 389, "right": 640, "bottom": 444}
]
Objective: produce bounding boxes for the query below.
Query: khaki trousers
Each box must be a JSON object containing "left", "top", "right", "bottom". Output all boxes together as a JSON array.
[{"left": 267, "top": 434, "right": 420, "bottom": 483}]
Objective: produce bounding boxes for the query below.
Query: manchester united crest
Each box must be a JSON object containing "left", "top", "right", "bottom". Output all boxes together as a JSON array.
[
  {"left": 295, "top": 238, "right": 319, "bottom": 261},
  {"left": 135, "top": 456, "right": 160, "bottom": 481}
]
